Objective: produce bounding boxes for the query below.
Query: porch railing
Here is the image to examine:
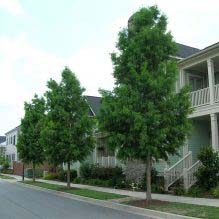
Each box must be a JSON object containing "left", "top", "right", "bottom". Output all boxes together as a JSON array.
[
  {"left": 190, "top": 87, "right": 210, "bottom": 107},
  {"left": 96, "top": 156, "right": 116, "bottom": 167}
]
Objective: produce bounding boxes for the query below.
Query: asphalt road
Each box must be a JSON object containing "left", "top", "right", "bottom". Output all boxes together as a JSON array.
[{"left": 0, "top": 179, "right": 152, "bottom": 219}]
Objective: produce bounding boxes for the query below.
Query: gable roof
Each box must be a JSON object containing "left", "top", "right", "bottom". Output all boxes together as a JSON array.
[
  {"left": 85, "top": 96, "right": 101, "bottom": 116},
  {"left": 0, "top": 136, "right": 6, "bottom": 144},
  {"left": 176, "top": 43, "right": 200, "bottom": 58}
]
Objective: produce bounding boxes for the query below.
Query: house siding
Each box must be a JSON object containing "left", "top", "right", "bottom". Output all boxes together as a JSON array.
[{"left": 188, "top": 119, "right": 210, "bottom": 162}]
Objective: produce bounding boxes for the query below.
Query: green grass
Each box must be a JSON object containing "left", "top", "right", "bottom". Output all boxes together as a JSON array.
[
  {"left": 21, "top": 181, "right": 127, "bottom": 200},
  {"left": 128, "top": 201, "right": 219, "bottom": 219},
  {"left": 0, "top": 175, "right": 15, "bottom": 180}
]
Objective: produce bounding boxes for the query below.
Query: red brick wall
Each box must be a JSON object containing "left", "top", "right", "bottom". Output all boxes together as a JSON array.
[{"left": 13, "top": 161, "right": 57, "bottom": 176}]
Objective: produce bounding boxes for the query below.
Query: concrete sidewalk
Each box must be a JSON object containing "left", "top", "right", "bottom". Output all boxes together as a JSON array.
[{"left": 4, "top": 174, "right": 219, "bottom": 207}]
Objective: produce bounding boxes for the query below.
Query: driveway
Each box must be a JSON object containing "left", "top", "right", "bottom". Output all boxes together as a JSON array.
[{"left": 0, "top": 179, "right": 152, "bottom": 219}]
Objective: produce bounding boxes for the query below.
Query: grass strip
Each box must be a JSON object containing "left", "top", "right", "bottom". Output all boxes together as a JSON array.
[{"left": 22, "top": 181, "right": 127, "bottom": 200}]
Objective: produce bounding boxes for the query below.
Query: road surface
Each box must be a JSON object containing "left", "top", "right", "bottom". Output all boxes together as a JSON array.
[{"left": 0, "top": 179, "right": 153, "bottom": 219}]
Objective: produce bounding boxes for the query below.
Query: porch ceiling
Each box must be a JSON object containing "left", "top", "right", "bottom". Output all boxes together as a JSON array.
[{"left": 185, "top": 55, "right": 219, "bottom": 73}]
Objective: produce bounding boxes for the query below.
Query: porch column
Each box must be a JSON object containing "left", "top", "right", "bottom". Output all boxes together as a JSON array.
[
  {"left": 210, "top": 113, "right": 219, "bottom": 151},
  {"left": 207, "top": 58, "right": 215, "bottom": 105},
  {"left": 179, "top": 69, "right": 186, "bottom": 88}
]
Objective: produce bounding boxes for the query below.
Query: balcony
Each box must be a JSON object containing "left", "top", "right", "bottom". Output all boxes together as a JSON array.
[
  {"left": 190, "top": 84, "right": 219, "bottom": 107},
  {"left": 96, "top": 156, "right": 116, "bottom": 167}
]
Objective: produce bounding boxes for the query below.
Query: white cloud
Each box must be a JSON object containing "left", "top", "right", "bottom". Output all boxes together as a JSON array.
[
  {"left": 0, "top": 35, "right": 115, "bottom": 134},
  {"left": 0, "top": 34, "right": 65, "bottom": 134},
  {"left": 0, "top": 0, "right": 25, "bottom": 16}
]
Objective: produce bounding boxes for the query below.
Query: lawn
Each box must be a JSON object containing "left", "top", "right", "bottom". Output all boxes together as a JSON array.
[
  {"left": 0, "top": 175, "right": 16, "bottom": 180},
  {"left": 127, "top": 199, "right": 219, "bottom": 219},
  {"left": 21, "top": 181, "right": 127, "bottom": 200}
]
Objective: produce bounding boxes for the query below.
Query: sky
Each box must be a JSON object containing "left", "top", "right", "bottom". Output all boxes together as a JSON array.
[{"left": 0, "top": 0, "right": 219, "bottom": 135}]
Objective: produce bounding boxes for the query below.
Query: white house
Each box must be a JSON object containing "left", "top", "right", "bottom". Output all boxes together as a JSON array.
[{"left": 5, "top": 126, "right": 20, "bottom": 168}]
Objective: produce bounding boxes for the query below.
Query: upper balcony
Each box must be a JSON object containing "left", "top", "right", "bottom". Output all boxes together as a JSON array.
[{"left": 178, "top": 50, "right": 219, "bottom": 113}]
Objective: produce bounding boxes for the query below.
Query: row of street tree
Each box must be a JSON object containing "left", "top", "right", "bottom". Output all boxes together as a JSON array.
[{"left": 17, "top": 6, "right": 191, "bottom": 200}]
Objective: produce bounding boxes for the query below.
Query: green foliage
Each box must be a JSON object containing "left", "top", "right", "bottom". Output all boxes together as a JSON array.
[
  {"left": 210, "top": 188, "right": 219, "bottom": 198},
  {"left": 196, "top": 147, "right": 219, "bottom": 190},
  {"left": 17, "top": 95, "right": 45, "bottom": 167},
  {"left": 99, "top": 5, "right": 191, "bottom": 171},
  {"left": 1, "top": 169, "right": 13, "bottom": 174},
  {"left": 173, "top": 186, "right": 185, "bottom": 196},
  {"left": 41, "top": 67, "right": 94, "bottom": 166},
  {"left": 141, "top": 168, "right": 158, "bottom": 190},
  {"left": 57, "top": 169, "right": 77, "bottom": 182},
  {"left": 0, "top": 155, "right": 10, "bottom": 170},
  {"left": 80, "top": 163, "right": 124, "bottom": 181},
  {"left": 43, "top": 172, "right": 58, "bottom": 180},
  {"left": 187, "top": 186, "right": 204, "bottom": 198}
]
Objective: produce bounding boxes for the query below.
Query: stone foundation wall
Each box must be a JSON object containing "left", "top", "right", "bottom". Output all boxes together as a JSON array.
[{"left": 124, "top": 160, "right": 145, "bottom": 183}]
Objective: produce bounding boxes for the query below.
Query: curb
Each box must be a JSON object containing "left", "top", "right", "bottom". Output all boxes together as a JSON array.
[{"left": 16, "top": 182, "right": 199, "bottom": 219}]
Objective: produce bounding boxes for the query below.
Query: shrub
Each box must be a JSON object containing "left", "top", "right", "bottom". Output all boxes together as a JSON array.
[
  {"left": 73, "top": 177, "right": 82, "bottom": 184},
  {"left": 196, "top": 147, "right": 219, "bottom": 190},
  {"left": 80, "top": 163, "right": 124, "bottom": 182},
  {"left": 210, "top": 188, "right": 219, "bottom": 198},
  {"left": 43, "top": 172, "right": 58, "bottom": 180},
  {"left": 141, "top": 168, "right": 158, "bottom": 190},
  {"left": 1, "top": 169, "right": 13, "bottom": 174},
  {"left": 80, "top": 163, "right": 95, "bottom": 179},
  {"left": 57, "top": 169, "right": 77, "bottom": 182},
  {"left": 187, "top": 186, "right": 204, "bottom": 197},
  {"left": 173, "top": 186, "right": 185, "bottom": 196}
]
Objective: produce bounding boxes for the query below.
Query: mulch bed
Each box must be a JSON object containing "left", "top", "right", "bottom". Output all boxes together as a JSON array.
[{"left": 128, "top": 199, "right": 170, "bottom": 208}]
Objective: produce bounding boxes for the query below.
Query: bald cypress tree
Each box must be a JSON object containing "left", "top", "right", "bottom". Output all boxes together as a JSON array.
[{"left": 99, "top": 6, "right": 192, "bottom": 200}]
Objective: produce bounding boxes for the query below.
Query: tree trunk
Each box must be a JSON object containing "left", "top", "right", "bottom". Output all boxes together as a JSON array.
[
  {"left": 146, "top": 154, "right": 152, "bottom": 201},
  {"left": 32, "top": 162, "right": 36, "bottom": 182},
  {"left": 67, "top": 161, "right": 71, "bottom": 189},
  {"left": 22, "top": 162, "right": 25, "bottom": 181}
]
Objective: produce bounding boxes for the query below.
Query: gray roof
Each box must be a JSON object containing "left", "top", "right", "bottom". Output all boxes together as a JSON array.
[
  {"left": 0, "top": 136, "right": 6, "bottom": 144},
  {"left": 176, "top": 43, "right": 200, "bottom": 58},
  {"left": 85, "top": 96, "right": 101, "bottom": 116}
]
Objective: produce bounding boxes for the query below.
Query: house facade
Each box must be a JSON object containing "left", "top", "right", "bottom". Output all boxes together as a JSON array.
[
  {"left": 164, "top": 42, "right": 219, "bottom": 191},
  {"left": 5, "top": 126, "right": 20, "bottom": 168}
]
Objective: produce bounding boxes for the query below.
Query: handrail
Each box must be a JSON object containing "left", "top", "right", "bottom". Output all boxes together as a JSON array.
[
  {"left": 184, "top": 160, "right": 202, "bottom": 190},
  {"left": 164, "top": 151, "right": 192, "bottom": 191},
  {"left": 166, "top": 151, "right": 192, "bottom": 172}
]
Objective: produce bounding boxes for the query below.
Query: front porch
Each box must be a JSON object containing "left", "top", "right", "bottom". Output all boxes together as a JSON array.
[
  {"left": 93, "top": 135, "right": 117, "bottom": 167},
  {"left": 181, "top": 55, "right": 219, "bottom": 108}
]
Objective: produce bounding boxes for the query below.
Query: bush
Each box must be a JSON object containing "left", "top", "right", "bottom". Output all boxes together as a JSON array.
[
  {"left": 187, "top": 186, "right": 204, "bottom": 197},
  {"left": 80, "top": 163, "right": 124, "bottom": 181},
  {"left": 57, "top": 169, "right": 77, "bottom": 182},
  {"left": 196, "top": 147, "right": 219, "bottom": 190},
  {"left": 173, "top": 186, "right": 185, "bottom": 196},
  {"left": 210, "top": 188, "right": 219, "bottom": 198},
  {"left": 1, "top": 169, "right": 13, "bottom": 174},
  {"left": 141, "top": 168, "right": 158, "bottom": 190},
  {"left": 43, "top": 172, "right": 58, "bottom": 180}
]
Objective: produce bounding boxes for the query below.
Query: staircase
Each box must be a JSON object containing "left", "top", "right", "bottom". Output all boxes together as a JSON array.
[{"left": 164, "top": 151, "right": 201, "bottom": 191}]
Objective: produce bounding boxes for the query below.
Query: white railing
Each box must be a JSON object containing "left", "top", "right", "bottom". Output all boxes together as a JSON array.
[
  {"left": 214, "top": 84, "right": 219, "bottom": 102},
  {"left": 183, "top": 160, "right": 202, "bottom": 190},
  {"left": 96, "top": 156, "right": 116, "bottom": 167},
  {"left": 190, "top": 87, "right": 210, "bottom": 107},
  {"left": 164, "top": 151, "right": 192, "bottom": 191}
]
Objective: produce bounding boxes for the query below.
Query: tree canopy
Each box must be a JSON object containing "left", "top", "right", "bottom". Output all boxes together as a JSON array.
[
  {"left": 99, "top": 6, "right": 192, "bottom": 200},
  {"left": 41, "top": 67, "right": 94, "bottom": 187},
  {"left": 17, "top": 95, "right": 45, "bottom": 181}
]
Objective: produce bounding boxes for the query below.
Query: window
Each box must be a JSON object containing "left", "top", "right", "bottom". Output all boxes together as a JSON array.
[
  {"left": 189, "top": 75, "right": 204, "bottom": 91},
  {"left": 13, "top": 135, "right": 16, "bottom": 145},
  {"left": 12, "top": 154, "right": 15, "bottom": 161}
]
